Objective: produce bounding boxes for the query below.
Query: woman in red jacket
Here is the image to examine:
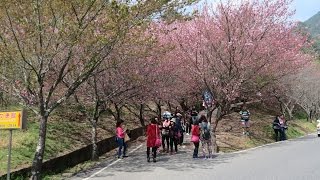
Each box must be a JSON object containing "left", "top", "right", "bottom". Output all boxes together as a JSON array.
[
  {"left": 191, "top": 120, "right": 200, "bottom": 158},
  {"left": 146, "top": 118, "right": 161, "bottom": 162}
]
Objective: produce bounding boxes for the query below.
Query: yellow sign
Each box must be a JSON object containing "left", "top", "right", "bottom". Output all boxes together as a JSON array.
[{"left": 0, "top": 111, "right": 26, "bottom": 130}]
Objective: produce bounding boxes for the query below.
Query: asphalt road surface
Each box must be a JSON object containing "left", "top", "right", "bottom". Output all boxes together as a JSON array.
[{"left": 71, "top": 134, "right": 320, "bottom": 180}]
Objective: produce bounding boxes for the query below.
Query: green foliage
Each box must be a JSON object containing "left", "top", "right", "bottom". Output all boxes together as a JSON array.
[
  {"left": 263, "top": 124, "right": 275, "bottom": 139},
  {"left": 284, "top": 119, "right": 315, "bottom": 139},
  {"left": 285, "top": 124, "right": 304, "bottom": 139},
  {"left": 301, "top": 11, "right": 320, "bottom": 56},
  {"left": 293, "top": 110, "right": 308, "bottom": 120}
]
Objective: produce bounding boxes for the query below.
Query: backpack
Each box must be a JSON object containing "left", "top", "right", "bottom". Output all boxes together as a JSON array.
[
  {"left": 202, "top": 123, "right": 211, "bottom": 140},
  {"left": 240, "top": 110, "right": 250, "bottom": 120}
]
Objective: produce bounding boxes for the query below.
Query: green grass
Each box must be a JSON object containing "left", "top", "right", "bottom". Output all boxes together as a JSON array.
[
  {"left": 286, "top": 119, "right": 316, "bottom": 139},
  {"left": 0, "top": 111, "right": 39, "bottom": 175},
  {"left": 0, "top": 113, "right": 90, "bottom": 176},
  {"left": 0, "top": 103, "right": 120, "bottom": 178},
  {"left": 293, "top": 111, "right": 308, "bottom": 120},
  {"left": 244, "top": 118, "right": 316, "bottom": 150}
]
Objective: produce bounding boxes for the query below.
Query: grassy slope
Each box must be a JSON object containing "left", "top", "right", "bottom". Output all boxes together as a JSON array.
[
  {"left": 216, "top": 108, "right": 316, "bottom": 153},
  {"left": 0, "top": 105, "right": 142, "bottom": 176}
]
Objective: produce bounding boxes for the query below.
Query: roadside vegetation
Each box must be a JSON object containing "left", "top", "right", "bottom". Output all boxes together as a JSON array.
[
  {"left": 0, "top": 103, "right": 316, "bottom": 178},
  {"left": 0, "top": 0, "right": 320, "bottom": 179}
]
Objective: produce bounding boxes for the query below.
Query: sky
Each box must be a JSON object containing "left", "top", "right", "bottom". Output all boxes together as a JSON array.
[
  {"left": 291, "top": 0, "right": 320, "bottom": 21},
  {"left": 199, "top": 0, "right": 320, "bottom": 22}
]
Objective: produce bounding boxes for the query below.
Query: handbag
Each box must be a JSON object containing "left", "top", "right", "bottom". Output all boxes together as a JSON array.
[
  {"left": 191, "top": 125, "right": 199, "bottom": 142},
  {"left": 191, "top": 135, "right": 199, "bottom": 143},
  {"left": 155, "top": 126, "right": 162, "bottom": 147},
  {"left": 175, "top": 131, "right": 182, "bottom": 138},
  {"left": 124, "top": 133, "right": 130, "bottom": 142},
  {"left": 161, "top": 128, "right": 169, "bottom": 136}
]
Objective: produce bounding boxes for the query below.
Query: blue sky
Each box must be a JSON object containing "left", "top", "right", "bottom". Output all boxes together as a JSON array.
[
  {"left": 291, "top": 0, "right": 320, "bottom": 21},
  {"left": 198, "top": 0, "right": 320, "bottom": 22}
]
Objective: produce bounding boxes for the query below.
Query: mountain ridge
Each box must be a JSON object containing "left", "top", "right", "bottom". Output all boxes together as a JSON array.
[{"left": 303, "top": 11, "right": 320, "bottom": 37}]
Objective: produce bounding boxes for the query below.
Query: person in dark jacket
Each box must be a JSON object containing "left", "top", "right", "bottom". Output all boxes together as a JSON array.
[
  {"left": 175, "top": 113, "right": 184, "bottom": 145},
  {"left": 190, "top": 107, "right": 198, "bottom": 124},
  {"left": 272, "top": 116, "right": 281, "bottom": 141},
  {"left": 273, "top": 114, "right": 287, "bottom": 141},
  {"left": 169, "top": 118, "right": 179, "bottom": 154}
]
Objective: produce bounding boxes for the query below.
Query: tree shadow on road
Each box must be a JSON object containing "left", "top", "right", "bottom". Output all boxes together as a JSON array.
[{"left": 79, "top": 147, "right": 242, "bottom": 179}]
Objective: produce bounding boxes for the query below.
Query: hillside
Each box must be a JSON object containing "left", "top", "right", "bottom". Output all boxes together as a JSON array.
[
  {"left": 303, "top": 11, "right": 320, "bottom": 37},
  {"left": 0, "top": 105, "right": 144, "bottom": 176},
  {"left": 300, "top": 11, "right": 320, "bottom": 53},
  {"left": 215, "top": 107, "right": 316, "bottom": 152}
]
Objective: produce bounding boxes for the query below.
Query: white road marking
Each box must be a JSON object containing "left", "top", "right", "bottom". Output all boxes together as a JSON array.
[
  {"left": 82, "top": 144, "right": 144, "bottom": 180},
  {"left": 81, "top": 133, "right": 316, "bottom": 179}
]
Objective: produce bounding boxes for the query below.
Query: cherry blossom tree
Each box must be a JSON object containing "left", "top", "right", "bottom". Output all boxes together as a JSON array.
[
  {"left": 285, "top": 64, "right": 320, "bottom": 121},
  {"left": 72, "top": 5, "right": 200, "bottom": 160},
  {"left": 159, "top": 0, "right": 311, "bottom": 152},
  {"left": 0, "top": 0, "right": 198, "bottom": 178}
]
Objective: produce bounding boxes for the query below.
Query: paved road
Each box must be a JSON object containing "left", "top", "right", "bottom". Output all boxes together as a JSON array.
[{"left": 71, "top": 134, "right": 320, "bottom": 180}]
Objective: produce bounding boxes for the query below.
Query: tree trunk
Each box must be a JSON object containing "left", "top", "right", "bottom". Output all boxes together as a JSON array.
[
  {"left": 211, "top": 115, "right": 220, "bottom": 153},
  {"left": 30, "top": 115, "right": 48, "bottom": 180},
  {"left": 156, "top": 100, "right": 162, "bottom": 120},
  {"left": 178, "top": 98, "right": 189, "bottom": 112},
  {"left": 288, "top": 104, "right": 294, "bottom": 120},
  {"left": 91, "top": 119, "right": 98, "bottom": 161},
  {"left": 287, "top": 109, "right": 293, "bottom": 121},
  {"left": 139, "top": 103, "right": 145, "bottom": 126},
  {"left": 309, "top": 110, "right": 313, "bottom": 123},
  {"left": 283, "top": 103, "right": 294, "bottom": 120},
  {"left": 306, "top": 110, "right": 311, "bottom": 122},
  {"left": 207, "top": 107, "right": 215, "bottom": 124},
  {"left": 73, "top": 94, "right": 80, "bottom": 104},
  {"left": 114, "top": 103, "right": 121, "bottom": 121},
  {"left": 211, "top": 106, "right": 223, "bottom": 153},
  {"left": 167, "top": 101, "right": 172, "bottom": 112},
  {"left": 280, "top": 103, "right": 285, "bottom": 115}
]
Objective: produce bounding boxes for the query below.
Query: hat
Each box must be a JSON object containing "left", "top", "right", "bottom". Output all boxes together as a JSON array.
[
  {"left": 117, "top": 119, "right": 124, "bottom": 124},
  {"left": 176, "top": 113, "right": 182, "bottom": 117},
  {"left": 162, "top": 111, "right": 172, "bottom": 119}
]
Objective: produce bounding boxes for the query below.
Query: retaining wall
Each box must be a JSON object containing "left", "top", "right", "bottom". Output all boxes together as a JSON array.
[{"left": 0, "top": 126, "right": 145, "bottom": 179}]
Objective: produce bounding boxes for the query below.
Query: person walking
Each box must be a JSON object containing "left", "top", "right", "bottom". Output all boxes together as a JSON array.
[
  {"left": 185, "top": 114, "right": 192, "bottom": 135},
  {"left": 175, "top": 113, "right": 184, "bottom": 145},
  {"left": 190, "top": 106, "right": 198, "bottom": 124},
  {"left": 146, "top": 118, "right": 161, "bottom": 162},
  {"left": 169, "top": 118, "right": 179, "bottom": 154},
  {"left": 161, "top": 112, "right": 171, "bottom": 153},
  {"left": 115, "top": 120, "right": 128, "bottom": 159},
  {"left": 239, "top": 106, "right": 250, "bottom": 135},
  {"left": 199, "top": 115, "right": 212, "bottom": 159},
  {"left": 191, "top": 120, "right": 200, "bottom": 158},
  {"left": 272, "top": 115, "right": 281, "bottom": 141}
]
